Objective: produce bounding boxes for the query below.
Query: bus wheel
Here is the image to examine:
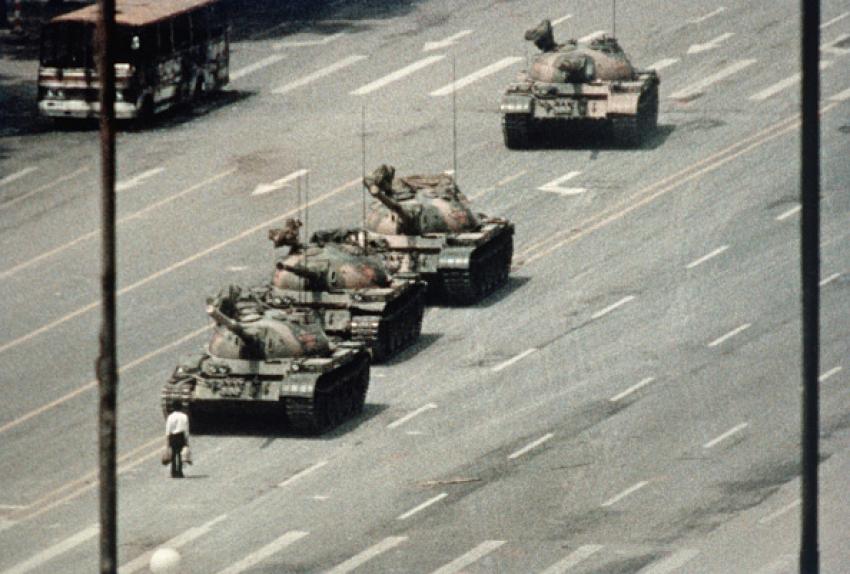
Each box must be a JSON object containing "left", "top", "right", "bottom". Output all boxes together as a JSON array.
[
  {"left": 136, "top": 96, "right": 154, "bottom": 127},
  {"left": 194, "top": 76, "right": 206, "bottom": 101}
]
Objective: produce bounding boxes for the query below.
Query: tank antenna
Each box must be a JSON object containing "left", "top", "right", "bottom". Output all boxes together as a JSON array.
[
  {"left": 612, "top": 0, "right": 616, "bottom": 38},
  {"left": 452, "top": 55, "right": 458, "bottom": 186},
  {"left": 296, "top": 169, "right": 304, "bottom": 302},
  {"left": 304, "top": 169, "right": 310, "bottom": 300},
  {"left": 361, "top": 104, "right": 368, "bottom": 255}
]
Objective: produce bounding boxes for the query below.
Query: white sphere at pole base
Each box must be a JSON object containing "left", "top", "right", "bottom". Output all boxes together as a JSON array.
[{"left": 149, "top": 547, "right": 181, "bottom": 573}]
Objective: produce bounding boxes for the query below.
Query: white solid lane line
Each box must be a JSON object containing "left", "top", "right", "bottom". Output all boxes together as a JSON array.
[
  {"left": 273, "top": 32, "right": 345, "bottom": 50},
  {"left": 229, "top": 54, "right": 287, "bottom": 81},
  {"left": 326, "top": 537, "right": 408, "bottom": 574},
  {"left": 538, "top": 171, "right": 586, "bottom": 195},
  {"left": 648, "top": 58, "right": 679, "bottom": 72},
  {"left": 686, "top": 245, "right": 729, "bottom": 269},
  {"left": 492, "top": 348, "right": 537, "bottom": 372},
  {"left": 820, "top": 272, "right": 841, "bottom": 286},
  {"left": 422, "top": 30, "right": 473, "bottom": 52},
  {"left": 819, "top": 366, "right": 843, "bottom": 382},
  {"left": 116, "top": 166, "right": 165, "bottom": 192},
  {"left": 601, "top": 481, "right": 649, "bottom": 507},
  {"left": 1, "top": 524, "right": 98, "bottom": 574},
  {"left": 539, "top": 544, "right": 603, "bottom": 574},
  {"left": 703, "top": 422, "right": 748, "bottom": 449},
  {"left": 215, "top": 531, "right": 308, "bottom": 574},
  {"left": 639, "top": 549, "right": 701, "bottom": 574},
  {"left": 0, "top": 166, "right": 87, "bottom": 212},
  {"left": 430, "top": 540, "right": 506, "bottom": 574},
  {"left": 610, "top": 377, "right": 655, "bottom": 402},
  {"left": 776, "top": 204, "right": 801, "bottom": 220},
  {"left": 272, "top": 54, "right": 367, "bottom": 94},
  {"left": 759, "top": 499, "right": 801, "bottom": 525},
  {"left": 508, "top": 433, "right": 554, "bottom": 460},
  {"left": 708, "top": 323, "right": 751, "bottom": 347},
  {"left": 578, "top": 30, "right": 606, "bottom": 43},
  {"left": 278, "top": 460, "right": 328, "bottom": 488},
  {"left": 0, "top": 166, "right": 38, "bottom": 189},
  {"left": 387, "top": 403, "right": 437, "bottom": 429},
  {"left": 829, "top": 86, "right": 850, "bottom": 101},
  {"left": 252, "top": 168, "right": 309, "bottom": 196},
  {"left": 670, "top": 59, "right": 757, "bottom": 100},
  {"left": 749, "top": 60, "right": 833, "bottom": 101},
  {"left": 591, "top": 296, "right": 635, "bottom": 320},
  {"left": 689, "top": 7, "right": 726, "bottom": 24},
  {"left": 351, "top": 55, "right": 445, "bottom": 95},
  {"left": 397, "top": 492, "right": 448, "bottom": 520},
  {"left": 119, "top": 515, "right": 227, "bottom": 574},
  {"left": 821, "top": 12, "right": 850, "bottom": 29},
  {"left": 430, "top": 57, "right": 523, "bottom": 96}
]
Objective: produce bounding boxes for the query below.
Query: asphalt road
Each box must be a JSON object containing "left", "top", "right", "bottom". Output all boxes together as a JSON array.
[{"left": 0, "top": 0, "right": 849, "bottom": 572}]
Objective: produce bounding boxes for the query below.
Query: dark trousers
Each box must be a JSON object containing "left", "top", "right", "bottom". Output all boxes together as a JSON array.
[{"left": 168, "top": 432, "right": 186, "bottom": 477}]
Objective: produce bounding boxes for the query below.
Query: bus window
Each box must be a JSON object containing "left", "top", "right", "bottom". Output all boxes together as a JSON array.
[
  {"left": 173, "top": 13, "right": 191, "bottom": 51},
  {"left": 190, "top": 9, "right": 208, "bottom": 44},
  {"left": 41, "top": 22, "right": 94, "bottom": 68},
  {"left": 157, "top": 20, "right": 173, "bottom": 56}
]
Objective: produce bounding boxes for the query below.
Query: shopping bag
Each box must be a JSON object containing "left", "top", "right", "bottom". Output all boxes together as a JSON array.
[
  {"left": 181, "top": 445, "right": 192, "bottom": 465},
  {"left": 160, "top": 446, "right": 172, "bottom": 466}
]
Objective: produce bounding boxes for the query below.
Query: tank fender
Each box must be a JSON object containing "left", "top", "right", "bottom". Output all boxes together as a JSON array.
[
  {"left": 438, "top": 246, "right": 475, "bottom": 270},
  {"left": 500, "top": 94, "right": 534, "bottom": 114},
  {"left": 608, "top": 92, "right": 640, "bottom": 115}
]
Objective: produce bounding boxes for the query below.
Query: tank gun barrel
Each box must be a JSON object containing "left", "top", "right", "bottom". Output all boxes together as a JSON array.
[
  {"left": 363, "top": 180, "right": 417, "bottom": 228},
  {"left": 206, "top": 304, "right": 254, "bottom": 343}
]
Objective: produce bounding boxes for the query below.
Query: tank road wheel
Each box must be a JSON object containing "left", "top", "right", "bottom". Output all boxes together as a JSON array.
[{"left": 502, "top": 114, "right": 532, "bottom": 149}]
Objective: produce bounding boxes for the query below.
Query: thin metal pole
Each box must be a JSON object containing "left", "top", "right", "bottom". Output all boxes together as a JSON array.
[
  {"left": 612, "top": 0, "right": 616, "bottom": 38},
  {"left": 361, "top": 104, "right": 367, "bottom": 252},
  {"left": 451, "top": 55, "right": 457, "bottom": 184},
  {"left": 799, "top": 0, "right": 820, "bottom": 572},
  {"left": 95, "top": 0, "right": 118, "bottom": 572}
]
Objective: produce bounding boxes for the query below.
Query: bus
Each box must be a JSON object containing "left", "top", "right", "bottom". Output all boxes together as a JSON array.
[{"left": 38, "top": 0, "right": 229, "bottom": 121}]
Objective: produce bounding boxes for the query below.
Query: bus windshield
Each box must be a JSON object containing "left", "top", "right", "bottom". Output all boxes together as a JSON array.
[{"left": 40, "top": 22, "right": 137, "bottom": 68}]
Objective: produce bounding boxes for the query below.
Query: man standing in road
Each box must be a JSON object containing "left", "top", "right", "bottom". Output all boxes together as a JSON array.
[{"left": 165, "top": 403, "right": 190, "bottom": 478}]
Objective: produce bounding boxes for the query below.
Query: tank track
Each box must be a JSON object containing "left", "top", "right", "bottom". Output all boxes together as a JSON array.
[
  {"left": 350, "top": 288, "right": 426, "bottom": 362},
  {"left": 502, "top": 114, "right": 532, "bottom": 149},
  {"left": 160, "top": 378, "right": 196, "bottom": 417},
  {"left": 440, "top": 231, "right": 514, "bottom": 304},
  {"left": 285, "top": 353, "right": 370, "bottom": 434}
]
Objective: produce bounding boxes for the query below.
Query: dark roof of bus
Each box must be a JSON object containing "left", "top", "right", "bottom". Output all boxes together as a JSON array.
[{"left": 52, "top": 0, "right": 217, "bottom": 27}]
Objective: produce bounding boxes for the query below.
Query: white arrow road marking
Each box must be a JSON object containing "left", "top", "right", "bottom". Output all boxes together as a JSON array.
[
  {"left": 578, "top": 30, "right": 606, "bottom": 43},
  {"left": 0, "top": 166, "right": 38, "bottom": 189},
  {"left": 422, "top": 30, "right": 473, "bottom": 52},
  {"left": 749, "top": 60, "right": 833, "bottom": 101},
  {"left": 638, "top": 549, "right": 701, "bottom": 573},
  {"left": 398, "top": 492, "right": 448, "bottom": 520},
  {"left": 116, "top": 166, "right": 165, "bottom": 192},
  {"left": 274, "top": 32, "right": 345, "bottom": 50},
  {"left": 215, "top": 531, "right": 309, "bottom": 574},
  {"left": 670, "top": 59, "right": 756, "bottom": 99},
  {"left": 687, "top": 32, "right": 735, "bottom": 54},
  {"left": 351, "top": 55, "right": 445, "bottom": 95},
  {"left": 387, "top": 403, "right": 437, "bottom": 429},
  {"left": 1, "top": 524, "right": 98, "bottom": 574},
  {"left": 272, "top": 54, "right": 366, "bottom": 94},
  {"left": 689, "top": 7, "right": 726, "bottom": 24},
  {"left": 430, "top": 57, "right": 522, "bottom": 96},
  {"left": 326, "top": 537, "right": 408, "bottom": 574},
  {"left": 822, "top": 33, "right": 850, "bottom": 55},
  {"left": 552, "top": 14, "right": 573, "bottom": 26},
  {"left": 538, "top": 171, "right": 586, "bottom": 195},
  {"left": 539, "top": 545, "right": 603, "bottom": 574},
  {"left": 230, "top": 54, "right": 286, "bottom": 81},
  {"left": 648, "top": 58, "right": 679, "bottom": 72},
  {"left": 821, "top": 12, "right": 850, "bottom": 29},
  {"left": 252, "top": 168, "right": 309, "bottom": 196},
  {"left": 430, "top": 541, "right": 506, "bottom": 574},
  {"left": 119, "top": 515, "right": 227, "bottom": 574}
]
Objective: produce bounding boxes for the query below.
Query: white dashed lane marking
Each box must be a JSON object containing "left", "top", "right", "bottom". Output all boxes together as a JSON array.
[
  {"left": 278, "top": 460, "right": 328, "bottom": 488},
  {"left": 214, "top": 531, "right": 309, "bottom": 574},
  {"left": 119, "top": 515, "right": 227, "bottom": 574},
  {"left": 829, "top": 86, "right": 850, "bottom": 101},
  {"left": 708, "top": 323, "right": 751, "bottom": 347},
  {"left": 638, "top": 549, "right": 701, "bottom": 574},
  {"left": 351, "top": 55, "right": 445, "bottom": 95},
  {"left": 759, "top": 499, "right": 801, "bottom": 525},
  {"left": 326, "top": 537, "right": 408, "bottom": 574},
  {"left": 552, "top": 14, "right": 573, "bottom": 26},
  {"left": 539, "top": 545, "right": 603, "bottom": 574},
  {"left": 686, "top": 245, "right": 729, "bottom": 269},
  {"left": 776, "top": 205, "right": 801, "bottom": 220},
  {"left": 749, "top": 60, "right": 833, "bottom": 101},
  {"left": 591, "top": 296, "right": 635, "bottom": 320},
  {"left": 610, "top": 377, "right": 655, "bottom": 402},
  {"left": 430, "top": 57, "right": 523, "bottom": 96},
  {"left": 387, "top": 403, "right": 437, "bottom": 429},
  {"left": 687, "top": 32, "right": 734, "bottom": 54},
  {"left": 601, "top": 481, "right": 649, "bottom": 507},
  {"left": 429, "top": 541, "right": 506, "bottom": 574},
  {"left": 670, "top": 59, "right": 756, "bottom": 100},
  {"left": 689, "top": 7, "right": 726, "bottom": 24},
  {"left": 397, "top": 493, "right": 448, "bottom": 520},
  {"left": 578, "top": 30, "right": 606, "bottom": 43},
  {"left": 0, "top": 166, "right": 38, "bottom": 189},
  {"left": 508, "top": 433, "right": 554, "bottom": 460},
  {"left": 116, "top": 166, "right": 165, "bottom": 192},
  {"left": 273, "top": 32, "right": 345, "bottom": 49},
  {"left": 230, "top": 54, "right": 286, "bottom": 81},
  {"left": 538, "top": 171, "right": 586, "bottom": 195},
  {"left": 821, "top": 12, "right": 849, "bottom": 29},
  {"left": 703, "top": 422, "right": 748, "bottom": 448},
  {"left": 492, "top": 348, "right": 537, "bottom": 372},
  {"left": 820, "top": 272, "right": 841, "bottom": 286},
  {"left": 819, "top": 366, "right": 842, "bottom": 382},
  {"left": 252, "top": 168, "right": 309, "bottom": 196},
  {"left": 2, "top": 524, "right": 98, "bottom": 574},
  {"left": 422, "top": 30, "right": 473, "bottom": 52},
  {"left": 272, "top": 55, "right": 367, "bottom": 94},
  {"left": 648, "top": 58, "right": 679, "bottom": 72}
]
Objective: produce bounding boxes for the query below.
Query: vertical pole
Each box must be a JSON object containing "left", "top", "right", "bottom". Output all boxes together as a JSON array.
[
  {"left": 612, "top": 0, "right": 616, "bottom": 38},
  {"left": 95, "top": 0, "right": 118, "bottom": 573},
  {"left": 799, "top": 0, "right": 820, "bottom": 573},
  {"left": 361, "top": 104, "right": 367, "bottom": 252},
  {"left": 451, "top": 55, "right": 457, "bottom": 185}
]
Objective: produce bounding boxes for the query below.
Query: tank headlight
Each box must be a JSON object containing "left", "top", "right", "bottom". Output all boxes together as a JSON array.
[
  {"left": 352, "top": 293, "right": 363, "bottom": 301},
  {"left": 291, "top": 363, "right": 300, "bottom": 372}
]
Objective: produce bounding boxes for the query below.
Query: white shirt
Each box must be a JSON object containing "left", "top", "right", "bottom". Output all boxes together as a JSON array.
[{"left": 165, "top": 411, "right": 189, "bottom": 435}]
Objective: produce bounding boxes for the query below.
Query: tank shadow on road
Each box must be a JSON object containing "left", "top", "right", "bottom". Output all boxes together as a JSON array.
[
  {"left": 531, "top": 122, "right": 676, "bottom": 151},
  {"left": 380, "top": 333, "right": 442, "bottom": 366}
]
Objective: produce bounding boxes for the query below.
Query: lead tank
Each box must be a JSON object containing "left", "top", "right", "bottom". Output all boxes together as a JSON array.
[
  {"left": 262, "top": 218, "right": 427, "bottom": 362},
  {"left": 500, "top": 19, "right": 659, "bottom": 148},
  {"left": 161, "top": 285, "right": 370, "bottom": 434},
  {"left": 358, "top": 165, "right": 514, "bottom": 304}
]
